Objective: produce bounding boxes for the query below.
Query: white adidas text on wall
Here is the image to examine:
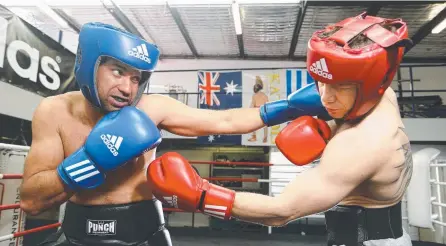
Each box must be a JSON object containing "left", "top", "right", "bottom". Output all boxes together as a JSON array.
[{"left": 0, "top": 16, "right": 62, "bottom": 90}]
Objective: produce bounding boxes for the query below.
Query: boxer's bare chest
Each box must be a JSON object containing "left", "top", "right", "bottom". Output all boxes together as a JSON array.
[{"left": 59, "top": 107, "right": 154, "bottom": 205}]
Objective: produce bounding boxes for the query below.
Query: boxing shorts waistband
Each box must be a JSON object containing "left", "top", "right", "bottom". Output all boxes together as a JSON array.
[
  {"left": 62, "top": 199, "right": 165, "bottom": 245},
  {"left": 324, "top": 201, "right": 403, "bottom": 246}
]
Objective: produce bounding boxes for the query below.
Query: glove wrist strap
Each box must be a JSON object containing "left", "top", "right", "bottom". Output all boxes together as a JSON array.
[{"left": 201, "top": 184, "right": 235, "bottom": 220}]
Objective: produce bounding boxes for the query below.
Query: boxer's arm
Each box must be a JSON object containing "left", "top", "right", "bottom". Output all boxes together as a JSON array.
[
  {"left": 20, "top": 98, "right": 74, "bottom": 216},
  {"left": 142, "top": 94, "right": 265, "bottom": 136},
  {"left": 231, "top": 129, "right": 387, "bottom": 226}
]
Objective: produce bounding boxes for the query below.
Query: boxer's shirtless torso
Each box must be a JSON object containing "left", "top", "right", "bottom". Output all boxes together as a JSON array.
[
  {"left": 49, "top": 92, "right": 162, "bottom": 205},
  {"left": 332, "top": 88, "right": 413, "bottom": 209}
]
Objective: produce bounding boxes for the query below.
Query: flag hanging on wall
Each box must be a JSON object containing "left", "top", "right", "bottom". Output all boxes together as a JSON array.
[
  {"left": 286, "top": 69, "right": 315, "bottom": 96},
  {"left": 197, "top": 70, "right": 242, "bottom": 145}
]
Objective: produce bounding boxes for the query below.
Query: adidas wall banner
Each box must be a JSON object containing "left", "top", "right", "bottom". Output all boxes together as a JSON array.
[{"left": 0, "top": 6, "right": 77, "bottom": 98}]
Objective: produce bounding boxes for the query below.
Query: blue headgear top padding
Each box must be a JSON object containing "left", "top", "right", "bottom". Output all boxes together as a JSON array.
[{"left": 75, "top": 22, "right": 160, "bottom": 109}]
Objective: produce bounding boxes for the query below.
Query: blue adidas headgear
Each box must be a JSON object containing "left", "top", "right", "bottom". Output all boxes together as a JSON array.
[{"left": 75, "top": 22, "right": 160, "bottom": 109}]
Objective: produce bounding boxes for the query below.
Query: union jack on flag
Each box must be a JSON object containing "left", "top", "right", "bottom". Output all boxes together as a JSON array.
[{"left": 198, "top": 72, "right": 221, "bottom": 107}]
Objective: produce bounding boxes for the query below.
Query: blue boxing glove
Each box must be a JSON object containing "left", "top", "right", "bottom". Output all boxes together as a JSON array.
[
  {"left": 57, "top": 106, "right": 161, "bottom": 190},
  {"left": 260, "top": 83, "right": 331, "bottom": 126}
]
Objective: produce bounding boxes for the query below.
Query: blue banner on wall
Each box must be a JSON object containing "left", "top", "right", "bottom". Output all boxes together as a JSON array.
[{"left": 286, "top": 69, "right": 314, "bottom": 96}]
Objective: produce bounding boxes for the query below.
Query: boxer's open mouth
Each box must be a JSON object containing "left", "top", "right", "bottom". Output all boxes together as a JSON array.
[{"left": 111, "top": 96, "right": 129, "bottom": 103}]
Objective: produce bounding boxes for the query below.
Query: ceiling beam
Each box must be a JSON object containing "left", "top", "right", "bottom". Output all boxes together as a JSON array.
[
  {"left": 102, "top": 0, "right": 143, "bottom": 37},
  {"left": 405, "top": 6, "right": 446, "bottom": 54},
  {"left": 168, "top": 5, "right": 199, "bottom": 58},
  {"left": 237, "top": 35, "right": 245, "bottom": 58},
  {"left": 52, "top": 8, "right": 81, "bottom": 33},
  {"left": 288, "top": 0, "right": 307, "bottom": 59}
]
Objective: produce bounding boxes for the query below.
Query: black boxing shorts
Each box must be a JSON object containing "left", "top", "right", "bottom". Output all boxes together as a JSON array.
[
  {"left": 38, "top": 199, "right": 172, "bottom": 246},
  {"left": 324, "top": 201, "right": 403, "bottom": 246}
]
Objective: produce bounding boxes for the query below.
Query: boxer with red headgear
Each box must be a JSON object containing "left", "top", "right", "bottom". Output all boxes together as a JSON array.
[
  {"left": 148, "top": 12, "right": 414, "bottom": 246},
  {"left": 307, "top": 12, "right": 411, "bottom": 121}
]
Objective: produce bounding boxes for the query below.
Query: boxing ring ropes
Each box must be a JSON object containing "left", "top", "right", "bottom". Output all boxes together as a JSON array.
[{"left": 0, "top": 144, "right": 445, "bottom": 245}]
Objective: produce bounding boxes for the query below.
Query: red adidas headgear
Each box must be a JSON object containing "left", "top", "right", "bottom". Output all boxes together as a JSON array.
[{"left": 307, "top": 12, "right": 412, "bottom": 120}]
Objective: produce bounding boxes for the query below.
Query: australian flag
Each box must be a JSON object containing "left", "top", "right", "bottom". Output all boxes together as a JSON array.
[
  {"left": 197, "top": 71, "right": 242, "bottom": 145},
  {"left": 286, "top": 69, "right": 315, "bottom": 96}
]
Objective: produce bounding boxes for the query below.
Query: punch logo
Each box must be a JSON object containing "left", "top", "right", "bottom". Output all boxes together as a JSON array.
[
  {"left": 0, "top": 16, "right": 62, "bottom": 90},
  {"left": 65, "top": 159, "right": 101, "bottom": 182},
  {"left": 164, "top": 195, "right": 178, "bottom": 208},
  {"left": 128, "top": 43, "right": 151, "bottom": 64},
  {"left": 87, "top": 220, "right": 117, "bottom": 235},
  {"left": 100, "top": 134, "right": 123, "bottom": 156},
  {"left": 309, "top": 58, "right": 332, "bottom": 80}
]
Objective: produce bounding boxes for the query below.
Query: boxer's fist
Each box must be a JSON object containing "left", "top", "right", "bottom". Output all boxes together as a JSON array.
[
  {"left": 275, "top": 116, "right": 331, "bottom": 166},
  {"left": 147, "top": 152, "right": 235, "bottom": 220},
  {"left": 57, "top": 106, "right": 162, "bottom": 190},
  {"left": 260, "top": 83, "right": 331, "bottom": 126}
]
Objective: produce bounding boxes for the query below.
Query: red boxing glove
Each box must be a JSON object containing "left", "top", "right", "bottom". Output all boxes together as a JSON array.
[
  {"left": 147, "top": 152, "right": 235, "bottom": 220},
  {"left": 275, "top": 116, "right": 331, "bottom": 166}
]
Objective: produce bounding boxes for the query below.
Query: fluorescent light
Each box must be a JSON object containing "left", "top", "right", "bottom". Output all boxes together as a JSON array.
[
  {"left": 237, "top": 0, "right": 299, "bottom": 3},
  {"left": 232, "top": 1, "right": 242, "bottom": 35},
  {"left": 167, "top": 0, "right": 231, "bottom": 5},
  {"left": 45, "top": 0, "right": 104, "bottom": 6},
  {"left": 1, "top": 0, "right": 35, "bottom": 6},
  {"left": 432, "top": 18, "right": 446, "bottom": 34}
]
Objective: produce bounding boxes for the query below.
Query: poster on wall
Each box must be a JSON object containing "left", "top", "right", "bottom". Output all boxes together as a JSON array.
[
  {"left": 0, "top": 6, "right": 77, "bottom": 97},
  {"left": 197, "top": 70, "right": 242, "bottom": 145},
  {"left": 241, "top": 70, "right": 286, "bottom": 146}
]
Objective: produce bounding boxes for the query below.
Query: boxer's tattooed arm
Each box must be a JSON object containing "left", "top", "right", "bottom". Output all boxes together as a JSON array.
[{"left": 394, "top": 141, "right": 413, "bottom": 197}]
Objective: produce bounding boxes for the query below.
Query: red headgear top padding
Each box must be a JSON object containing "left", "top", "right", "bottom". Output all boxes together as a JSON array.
[{"left": 307, "top": 12, "right": 412, "bottom": 120}]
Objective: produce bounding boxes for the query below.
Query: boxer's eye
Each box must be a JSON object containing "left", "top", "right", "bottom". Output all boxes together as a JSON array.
[
  {"left": 112, "top": 69, "right": 124, "bottom": 77},
  {"left": 131, "top": 76, "right": 141, "bottom": 84}
]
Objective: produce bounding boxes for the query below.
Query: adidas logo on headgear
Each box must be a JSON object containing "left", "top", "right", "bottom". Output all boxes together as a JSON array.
[
  {"left": 309, "top": 58, "right": 332, "bottom": 80},
  {"left": 128, "top": 43, "right": 151, "bottom": 64},
  {"left": 101, "top": 134, "right": 123, "bottom": 156}
]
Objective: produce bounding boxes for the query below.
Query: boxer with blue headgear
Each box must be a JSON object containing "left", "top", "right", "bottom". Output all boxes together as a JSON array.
[
  {"left": 21, "top": 23, "right": 172, "bottom": 246},
  {"left": 75, "top": 22, "right": 159, "bottom": 111},
  {"left": 21, "top": 20, "right": 331, "bottom": 246}
]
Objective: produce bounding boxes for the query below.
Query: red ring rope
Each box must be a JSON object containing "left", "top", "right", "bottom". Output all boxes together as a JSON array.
[
  {"left": 190, "top": 160, "right": 271, "bottom": 166},
  {"left": 0, "top": 222, "right": 61, "bottom": 242},
  {"left": 163, "top": 207, "right": 201, "bottom": 213},
  {"left": 205, "top": 177, "right": 259, "bottom": 182},
  {"left": 0, "top": 203, "right": 201, "bottom": 214},
  {"left": 0, "top": 203, "right": 20, "bottom": 211},
  {"left": 0, "top": 159, "right": 272, "bottom": 180},
  {"left": 0, "top": 174, "right": 23, "bottom": 179}
]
